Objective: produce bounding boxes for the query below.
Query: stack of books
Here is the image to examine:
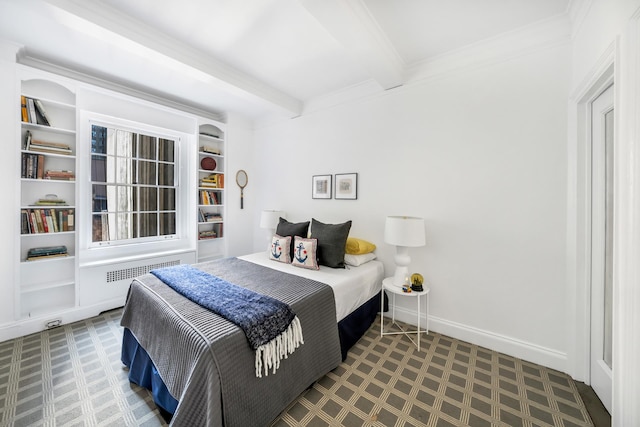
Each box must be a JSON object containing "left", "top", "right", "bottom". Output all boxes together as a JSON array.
[
  {"left": 33, "top": 195, "right": 68, "bottom": 206},
  {"left": 26, "top": 245, "right": 68, "bottom": 261},
  {"left": 44, "top": 170, "right": 75, "bottom": 181},
  {"left": 200, "top": 145, "right": 221, "bottom": 155},
  {"left": 198, "top": 209, "right": 222, "bottom": 223},
  {"left": 198, "top": 230, "right": 217, "bottom": 240},
  {"left": 28, "top": 139, "right": 72, "bottom": 155},
  {"left": 199, "top": 173, "right": 224, "bottom": 189}
]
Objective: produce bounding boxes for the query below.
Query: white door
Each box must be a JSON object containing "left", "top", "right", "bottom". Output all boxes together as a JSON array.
[{"left": 590, "top": 84, "right": 613, "bottom": 413}]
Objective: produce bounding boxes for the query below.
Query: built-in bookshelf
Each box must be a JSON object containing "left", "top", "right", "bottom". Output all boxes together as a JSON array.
[
  {"left": 17, "top": 74, "right": 77, "bottom": 320},
  {"left": 197, "top": 122, "right": 226, "bottom": 262}
]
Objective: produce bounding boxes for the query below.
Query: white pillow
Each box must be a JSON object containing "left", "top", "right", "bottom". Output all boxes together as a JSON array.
[
  {"left": 344, "top": 252, "right": 377, "bottom": 267},
  {"left": 269, "top": 234, "right": 291, "bottom": 263}
]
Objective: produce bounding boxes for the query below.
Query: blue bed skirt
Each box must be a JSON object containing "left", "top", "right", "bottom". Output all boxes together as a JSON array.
[{"left": 121, "top": 290, "right": 387, "bottom": 418}]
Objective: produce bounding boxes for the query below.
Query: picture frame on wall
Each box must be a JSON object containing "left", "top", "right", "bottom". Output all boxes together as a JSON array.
[
  {"left": 312, "top": 175, "right": 332, "bottom": 199},
  {"left": 335, "top": 173, "right": 358, "bottom": 200}
]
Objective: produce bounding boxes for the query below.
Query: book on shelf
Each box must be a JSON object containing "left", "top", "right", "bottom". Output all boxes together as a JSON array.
[
  {"left": 20, "top": 96, "right": 28, "bottom": 123},
  {"left": 21, "top": 152, "right": 45, "bottom": 179},
  {"left": 26, "top": 245, "right": 68, "bottom": 261},
  {"left": 23, "top": 130, "right": 32, "bottom": 150},
  {"left": 199, "top": 132, "right": 221, "bottom": 139},
  {"left": 27, "top": 98, "right": 37, "bottom": 125},
  {"left": 20, "top": 96, "right": 51, "bottom": 126},
  {"left": 22, "top": 208, "right": 74, "bottom": 233},
  {"left": 34, "top": 99, "right": 51, "bottom": 126},
  {"left": 199, "top": 190, "right": 220, "bottom": 205},
  {"left": 198, "top": 230, "right": 217, "bottom": 240},
  {"left": 200, "top": 145, "right": 221, "bottom": 155},
  {"left": 29, "top": 140, "right": 72, "bottom": 155},
  {"left": 44, "top": 170, "right": 75, "bottom": 180}
]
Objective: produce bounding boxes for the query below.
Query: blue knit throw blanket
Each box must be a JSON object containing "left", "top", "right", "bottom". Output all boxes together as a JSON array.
[{"left": 151, "top": 264, "right": 303, "bottom": 377}]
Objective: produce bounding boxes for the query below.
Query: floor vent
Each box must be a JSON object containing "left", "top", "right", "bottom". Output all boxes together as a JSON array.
[{"left": 106, "top": 260, "right": 180, "bottom": 283}]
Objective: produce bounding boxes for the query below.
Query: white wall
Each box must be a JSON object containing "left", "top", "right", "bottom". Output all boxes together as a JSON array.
[
  {"left": 0, "top": 41, "right": 19, "bottom": 324},
  {"left": 252, "top": 43, "right": 571, "bottom": 370},
  {"left": 225, "top": 113, "right": 256, "bottom": 257}
]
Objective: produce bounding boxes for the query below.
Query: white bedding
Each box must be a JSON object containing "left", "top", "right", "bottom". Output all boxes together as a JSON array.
[{"left": 239, "top": 251, "right": 384, "bottom": 322}]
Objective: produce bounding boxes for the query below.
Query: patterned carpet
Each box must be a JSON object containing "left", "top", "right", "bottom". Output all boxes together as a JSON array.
[{"left": 0, "top": 309, "right": 593, "bottom": 427}]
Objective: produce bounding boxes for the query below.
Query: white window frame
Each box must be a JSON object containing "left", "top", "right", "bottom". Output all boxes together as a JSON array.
[{"left": 78, "top": 112, "right": 193, "bottom": 264}]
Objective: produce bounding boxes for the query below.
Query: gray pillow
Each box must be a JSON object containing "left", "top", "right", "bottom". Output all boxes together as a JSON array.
[
  {"left": 310, "top": 218, "right": 352, "bottom": 268},
  {"left": 276, "top": 218, "right": 310, "bottom": 256}
]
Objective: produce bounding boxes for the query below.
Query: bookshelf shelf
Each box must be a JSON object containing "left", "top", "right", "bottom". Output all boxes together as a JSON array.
[{"left": 17, "top": 73, "right": 78, "bottom": 322}]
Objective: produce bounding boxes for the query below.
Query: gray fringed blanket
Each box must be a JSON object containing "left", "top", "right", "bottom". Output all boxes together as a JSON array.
[
  {"left": 120, "top": 257, "right": 341, "bottom": 427},
  {"left": 150, "top": 264, "right": 303, "bottom": 377}
]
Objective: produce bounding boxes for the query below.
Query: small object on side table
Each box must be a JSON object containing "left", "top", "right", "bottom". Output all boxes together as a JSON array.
[{"left": 411, "top": 273, "right": 424, "bottom": 292}]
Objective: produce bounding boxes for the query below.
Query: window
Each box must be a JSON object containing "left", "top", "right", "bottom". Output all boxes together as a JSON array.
[{"left": 90, "top": 124, "right": 178, "bottom": 245}]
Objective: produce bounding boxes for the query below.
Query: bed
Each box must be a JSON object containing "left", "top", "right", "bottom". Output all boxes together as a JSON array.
[{"left": 120, "top": 251, "right": 384, "bottom": 426}]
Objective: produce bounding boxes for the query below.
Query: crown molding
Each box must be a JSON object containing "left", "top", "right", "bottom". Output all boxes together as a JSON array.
[
  {"left": 17, "top": 48, "right": 227, "bottom": 122},
  {"left": 406, "top": 13, "right": 571, "bottom": 85},
  {"left": 567, "top": 0, "right": 593, "bottom": 38}
]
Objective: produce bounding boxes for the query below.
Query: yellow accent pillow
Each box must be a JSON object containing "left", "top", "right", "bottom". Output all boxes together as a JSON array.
[{"left": 345, "top": 237, "right": 376, "bottom": 255}]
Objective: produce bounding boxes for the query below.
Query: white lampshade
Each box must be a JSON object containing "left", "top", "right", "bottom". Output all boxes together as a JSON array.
[
  {"left": 384, "top": 216, "right": 426, "bottom": 247},
  {"left": 260, "top": 210, "right": 284, "bottom": 229},
  {"left": 384, "top": 216, "right": 425, "bottom": 287}
]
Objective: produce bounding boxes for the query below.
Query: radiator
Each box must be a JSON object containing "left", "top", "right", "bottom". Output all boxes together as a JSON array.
[{"left": 79, "top": 252, "right": 196, "bottom": 308}]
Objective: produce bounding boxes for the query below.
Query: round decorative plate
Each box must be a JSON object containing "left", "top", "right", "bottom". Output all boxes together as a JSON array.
[{"left": 201, "top": 156, "right": 216, "bottom": 171}]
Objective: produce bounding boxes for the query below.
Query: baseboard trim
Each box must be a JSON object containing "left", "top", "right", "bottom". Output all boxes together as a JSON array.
[
  {"left": 384, "top": 306, "right": 568, "bottom": 374},
  {"left": 0, "top": 299, "right": 124, "bottom": 343}
]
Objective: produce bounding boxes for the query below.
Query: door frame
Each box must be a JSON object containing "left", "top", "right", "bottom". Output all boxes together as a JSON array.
[{"left": 567, "top": 45, "right": 615, "bottom": 385}]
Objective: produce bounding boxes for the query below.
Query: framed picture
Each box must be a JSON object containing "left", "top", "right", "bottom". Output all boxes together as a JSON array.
[
  {"left": 335, "top": 173, "right": 358, "bottom": 200},
  {"left": 312, "top": 175, "right": 332, "bottom": 199}
]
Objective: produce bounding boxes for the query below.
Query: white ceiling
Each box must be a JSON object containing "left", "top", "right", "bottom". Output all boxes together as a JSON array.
[{"left": 0, "top": 0, "right": 570, "bottom": 121}]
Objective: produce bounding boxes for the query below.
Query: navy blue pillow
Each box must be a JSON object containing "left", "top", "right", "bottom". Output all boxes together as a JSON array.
[
  {"left": 275, "top": 218, "right": 310, "bottom": 256},
  {"left": 310, "top": 218, "right": 352, "bottom": 268}
]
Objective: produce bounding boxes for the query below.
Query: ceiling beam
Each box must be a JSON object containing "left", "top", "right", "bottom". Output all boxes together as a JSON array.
[
  {"left": 300, "top": 0, "right": 404, "bottom": 90},
  {"left": 44, "top": 0, "right": 303, "bottom": 117}
]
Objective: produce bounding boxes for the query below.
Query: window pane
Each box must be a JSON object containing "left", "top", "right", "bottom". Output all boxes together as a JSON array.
[
  {"left": 116, "top": 130, "right": 134, "bottom": 157},
  {"left": 159, "top": 212, "right": 175, "bottom": 235},
  {"left": 159, "top": 139, "right": 175, "bottom": 162},
  {"left": 92, "top": 213, "right": 109, "bottom": 242},
  {"left": 158, "top": 163, "right": 174, "bottom": 186},
  {"left": 138, "top": 187, "right": 157, "bottom": 211},
  {"left": 138, "top": 135, "right": 156, "bottom": 160},
  {"left": 138, "top": 213, "right": 157, "bottom": 237},
  {"left": 92, "top": 184, "right": 108, "bottom": 212},
  {"left": 159, "top": 188, "right": 175, "bottom": 210},
  {"left": 116, "top": 213, "right": 133, "bottom": 240},
  {"left": 138, "top": 161, "right": 156, "bottom": 185},
  {"left": 116, "top": 157, "right": 133, "bottom": 184},
  {"left": 91, "top": 125, "right": 107, "bottom": 154},
  {"left": 116, "top": 186, "right": 133, "bottom": 212},
  {"left": 91, "top": 155, "right": 107, "bottom": 182}
]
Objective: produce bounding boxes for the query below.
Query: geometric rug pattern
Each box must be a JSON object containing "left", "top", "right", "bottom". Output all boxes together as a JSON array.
[
  {"left": 0, "top": 309, "right": 165, "bottom": 427},
  {"left": 0, "top": 309, "right": 594, "bottom": 427},
  {"left": 272, "top": 318, "right": 594, "bottom": 427}
]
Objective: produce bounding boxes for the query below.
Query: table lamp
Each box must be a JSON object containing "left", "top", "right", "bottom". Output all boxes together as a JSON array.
[{"left": 384, "top": 216, "right": 425, "bottom": 287}]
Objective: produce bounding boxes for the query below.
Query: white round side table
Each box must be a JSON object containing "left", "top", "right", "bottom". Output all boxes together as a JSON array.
[{"left": 380, "top": 277, "right": 430, "bottom": 351}]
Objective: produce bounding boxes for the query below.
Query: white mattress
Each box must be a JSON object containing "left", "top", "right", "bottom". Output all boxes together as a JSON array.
[{"left": 239, "top": 252, "right": 384, "bottom": 321}]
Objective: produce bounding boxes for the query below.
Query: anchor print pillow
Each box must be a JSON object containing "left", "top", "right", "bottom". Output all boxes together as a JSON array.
[
  {"left": 291, "top": 236, "right": 319, "bottom": 270},
  {"left": 269, "top": 234, "right": 292, "bottom": 264}
]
